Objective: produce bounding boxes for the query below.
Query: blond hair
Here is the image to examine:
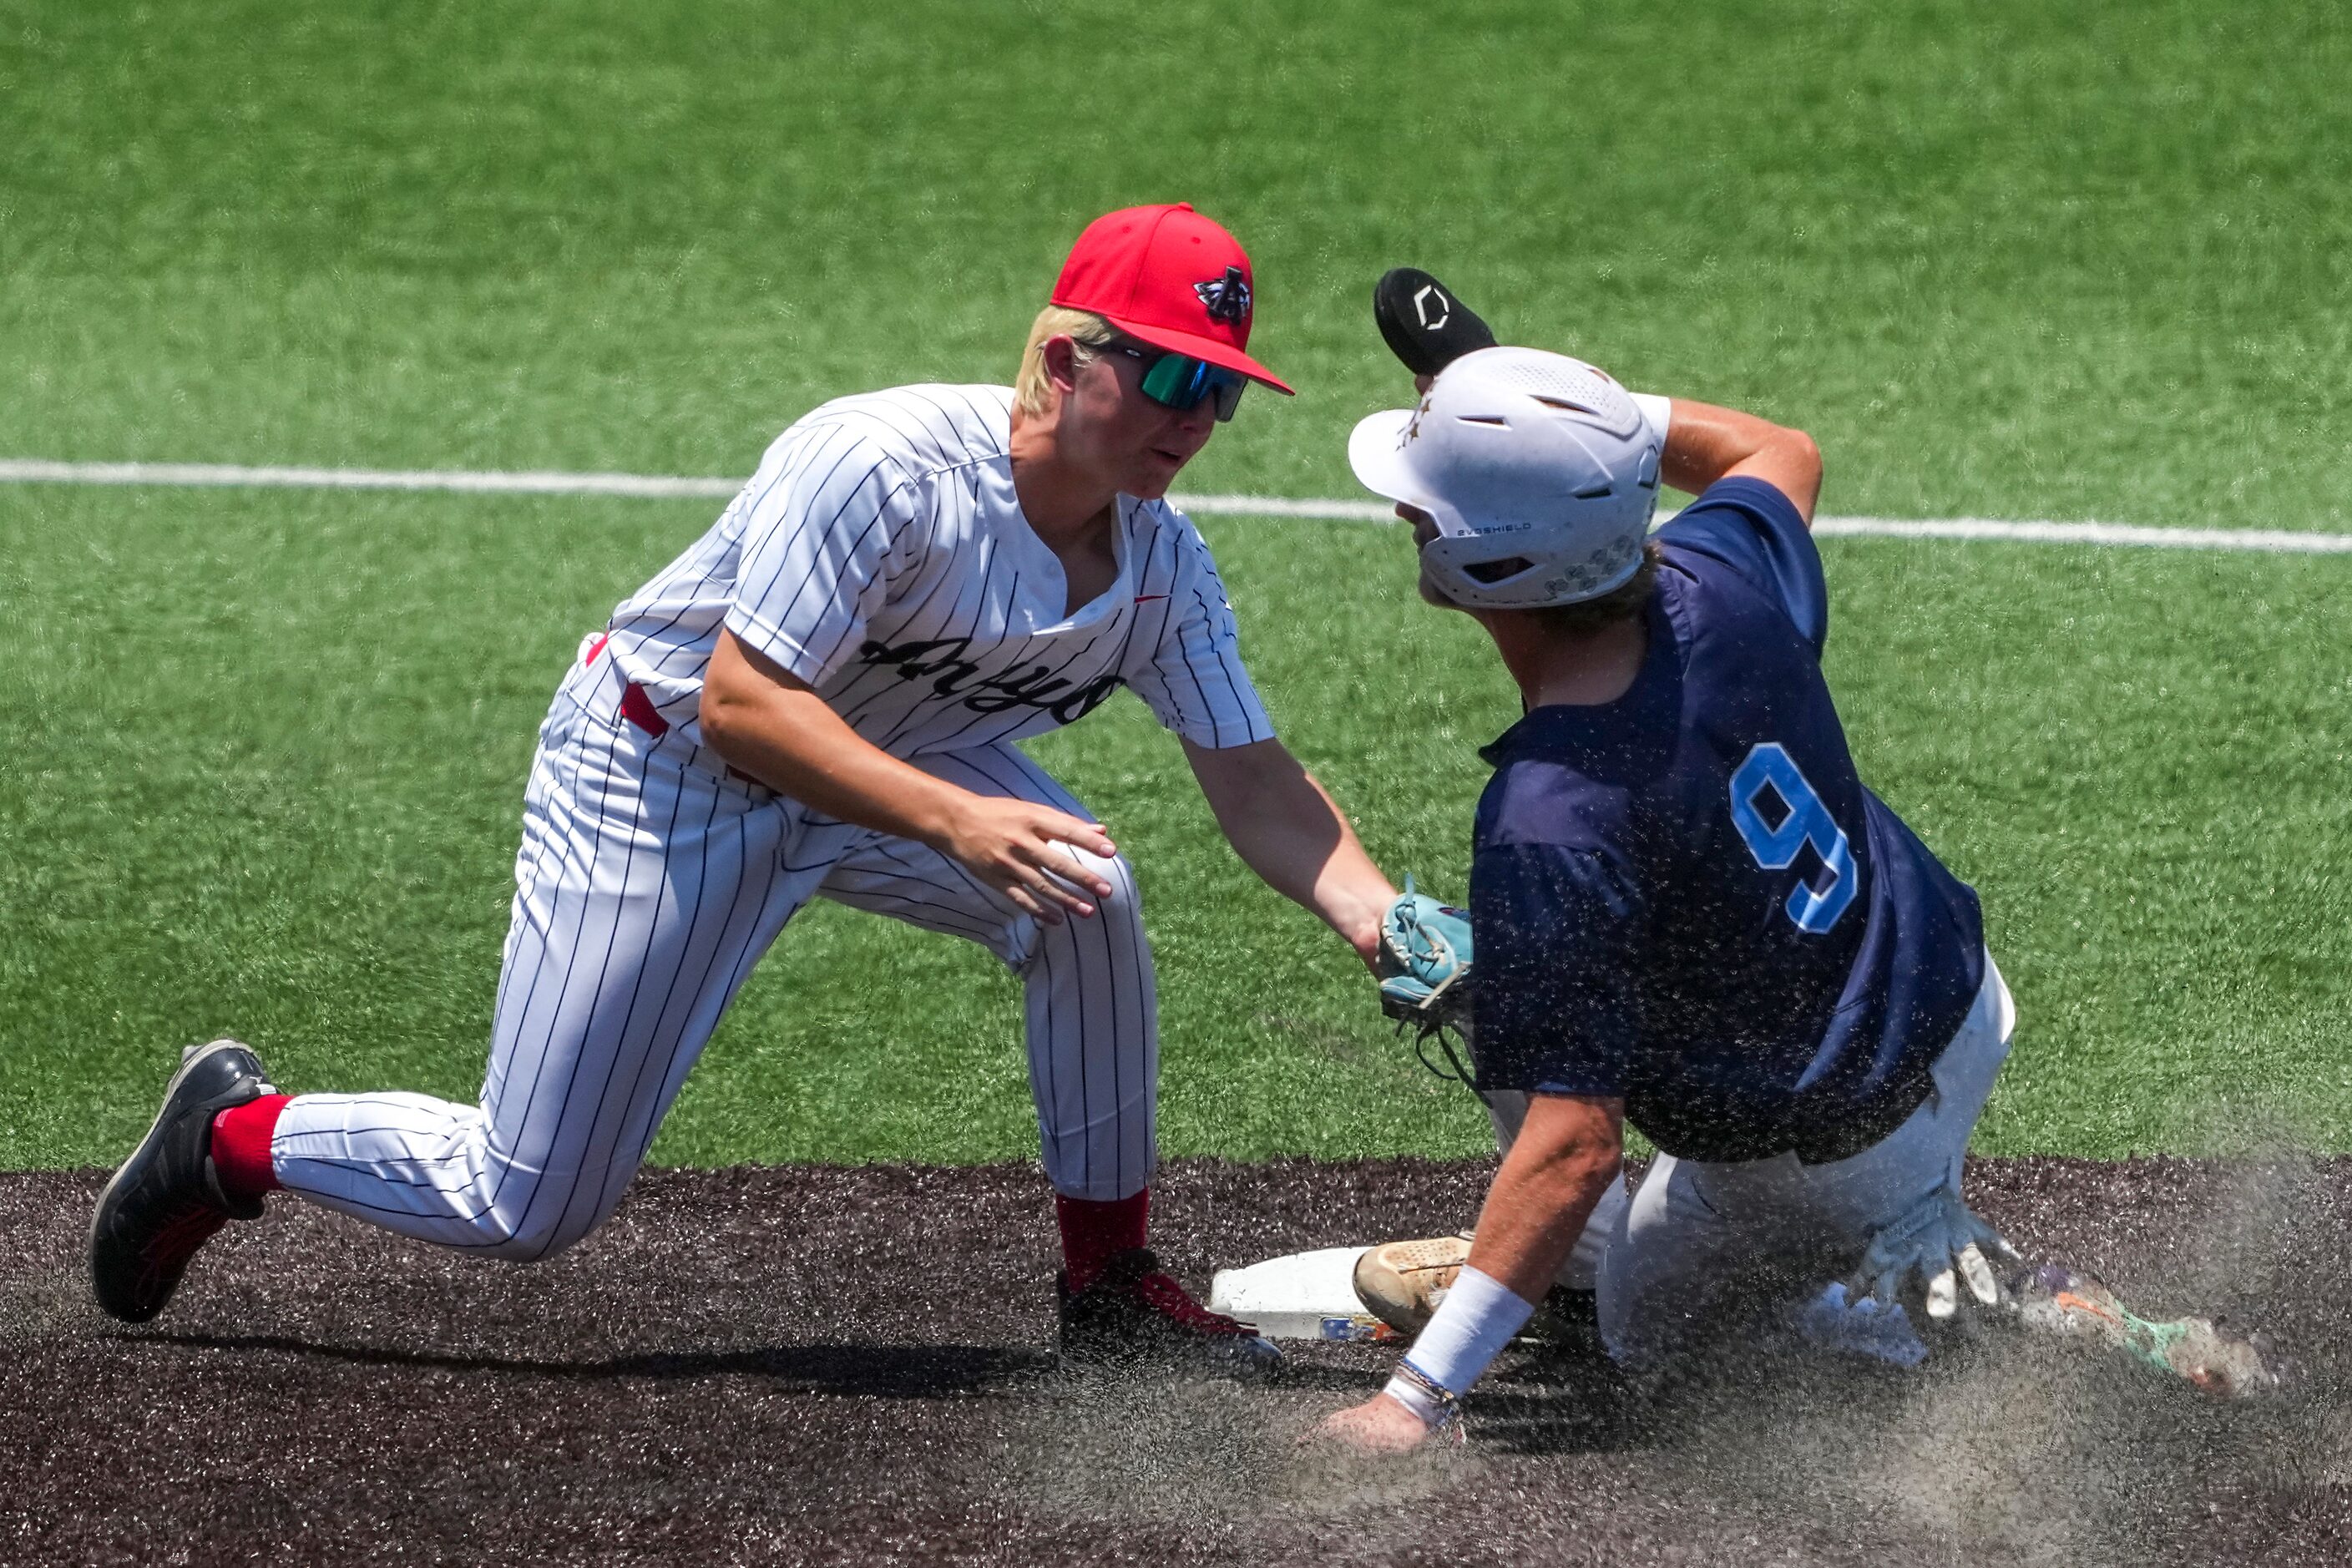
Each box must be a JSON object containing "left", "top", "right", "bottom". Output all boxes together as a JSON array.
[{"left": 1014, "top": 306, "right": 1119, "bottom": 417}]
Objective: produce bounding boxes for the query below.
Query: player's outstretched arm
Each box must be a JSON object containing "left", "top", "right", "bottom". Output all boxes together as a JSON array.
[
  {"left": 1367, "top": 268, "right": 1818, "bottom": 521},
  {"left": 1459, "top": 1093, "right": 1626, "bottom": 1300},
  {"left": 701, "top": 630, "right": 1115, "bottom": 924},
  {"left": 1654, "top": 398, "right": 1823, "bottom": 525},
  {"left": 1309, "top": 1092, "right": 1623, "bottom": 1454},
  {"left": 1181, "top": 737, "right": 1394, "bottom": 969}
]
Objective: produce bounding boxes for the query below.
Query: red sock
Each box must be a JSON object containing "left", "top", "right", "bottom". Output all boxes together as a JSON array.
[
  {"left": 1056, "top": 1188, "right": 1148, "bottom": 1292},
  {"left": 210, "top": 1095, "right": 290, "bottom": 1202}
]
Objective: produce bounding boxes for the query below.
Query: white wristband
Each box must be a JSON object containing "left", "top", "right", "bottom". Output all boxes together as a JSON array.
[
  {"left": 1631, "top": 391, "right": 1672, "bottom": 447},
  {"left": 1399, "top": 1265, "right": 1535, "bottom": 1398}
]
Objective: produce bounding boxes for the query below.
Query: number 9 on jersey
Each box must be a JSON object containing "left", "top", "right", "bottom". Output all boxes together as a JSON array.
[{"left": 1729, "top": 742, "right": 1858, "bottom": 934}]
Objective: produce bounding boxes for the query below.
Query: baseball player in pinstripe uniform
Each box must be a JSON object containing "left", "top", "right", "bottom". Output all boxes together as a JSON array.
[{"left": 90, "top": 204, "right": 1401, "bottom": 1369}]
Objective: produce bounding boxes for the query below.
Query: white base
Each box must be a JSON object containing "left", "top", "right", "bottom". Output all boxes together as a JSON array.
[{"left": 1207, "top": 1246, "right": 1399, "bottom": 1343}]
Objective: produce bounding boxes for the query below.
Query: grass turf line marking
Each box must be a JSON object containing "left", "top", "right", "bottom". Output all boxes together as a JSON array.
[
  {"left": 5, "top": 458, "right": 2350, "bottom": 554},
  {"left": 1808, "top": 517, "right": 2352, "bottom": 553},
  {"left": 0, "top": 458, "right": 741, "bottom": 499}
]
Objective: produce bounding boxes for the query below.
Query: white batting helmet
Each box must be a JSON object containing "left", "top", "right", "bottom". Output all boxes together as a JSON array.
[{"left": 1348, "top": 346, "right": 1662, "bottom": 610}]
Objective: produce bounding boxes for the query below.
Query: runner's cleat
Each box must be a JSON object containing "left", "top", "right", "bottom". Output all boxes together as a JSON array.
[
  {"left": 89, "top": 1039, "right": 277, "bottom": 1323},
  {"left": 1059, "top": 1247, "right": 1284, "bottom": 1375},
  {"left": 1353, "top": 1231, "right": 1476, "bottom": 1335},
  {"left": 1353, "top": 1231, "right": 1597, "bottom": 1347},
  {"left": 2009, "top": 1263, "right": 2290, "bottom": 1399}
]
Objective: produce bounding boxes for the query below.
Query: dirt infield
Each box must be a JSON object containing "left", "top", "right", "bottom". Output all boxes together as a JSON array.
[{"left": 5, "top": 1156, "right": 2347, "bottom": 1566}]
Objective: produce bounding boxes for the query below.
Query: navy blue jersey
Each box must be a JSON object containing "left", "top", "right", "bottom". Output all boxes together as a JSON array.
[{"left": 1469, "top": 477, "right": 1985, "bottom": 1165}]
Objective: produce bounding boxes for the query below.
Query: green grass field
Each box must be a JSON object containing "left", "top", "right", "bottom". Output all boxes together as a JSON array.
[{"left": 4, "top": 0, "right": 2349, "bottom": 1170}]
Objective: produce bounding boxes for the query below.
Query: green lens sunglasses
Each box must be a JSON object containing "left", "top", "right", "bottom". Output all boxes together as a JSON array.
[{"left": 1095, "top": 341, "right": 1249, "bottom": 422}]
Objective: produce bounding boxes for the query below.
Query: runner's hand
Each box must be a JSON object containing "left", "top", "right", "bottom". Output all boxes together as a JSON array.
[
  {"left": 1848, "top": 1186, "right": 2019, "bottom": 1321},
  {"left": 1304, "top": 1393, "right": 1439, "bottom": 1455}
]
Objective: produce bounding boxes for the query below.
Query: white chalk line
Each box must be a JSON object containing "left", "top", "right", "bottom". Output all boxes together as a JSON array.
[
  {"left": 0, "top": 458, "right": 741, "bottom": 500},
  {"left": 3, "top": 458, "right": 2349, "bottom": 554}
]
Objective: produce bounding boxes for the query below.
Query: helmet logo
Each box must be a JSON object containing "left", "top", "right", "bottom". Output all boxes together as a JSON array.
[
  {"left": 1404, "top": 396, "right": 1431, "bottom": 446},
  {"left": 1413, "top": 284, "right": 1450, "bottom": 331},
  {"left": 1196, "top": 266, "right": 1252, "bottom": 324}
]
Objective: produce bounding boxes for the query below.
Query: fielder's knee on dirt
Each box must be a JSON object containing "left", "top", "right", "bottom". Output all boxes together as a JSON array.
[
  {"left": 457, "top": 1146, "right": 641, "bottom": 1262},
  {"left": 449, "top": 1175, "right": 616, "bottom": 1260}
]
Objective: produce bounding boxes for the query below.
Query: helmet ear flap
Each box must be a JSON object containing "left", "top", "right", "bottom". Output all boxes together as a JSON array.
[{"left": 1459, "top": 554, "right": 1539, "bottom": 586}]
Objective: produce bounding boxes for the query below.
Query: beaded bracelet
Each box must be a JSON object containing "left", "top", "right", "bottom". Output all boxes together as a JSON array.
[{"left": 1384, "top": 1358, "right": 1461, "bottom": 1430}]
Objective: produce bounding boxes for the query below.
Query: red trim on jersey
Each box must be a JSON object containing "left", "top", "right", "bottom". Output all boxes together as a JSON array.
[
  {"left": 1056, "top": 1188, "right": 1150, "bottom": 1292},
  {"left": 585, "top": 633, "right": 609, "bottom": 665},
  {"left": 210, "top": 1095, "right": 291, "bottom": 1202}
]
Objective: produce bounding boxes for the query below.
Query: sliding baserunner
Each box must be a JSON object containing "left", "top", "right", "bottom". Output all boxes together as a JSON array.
[
  {"left": 1317, "top": 275, "right": 2019, "bottom": 1449},
  {"left": 91, "top": 204, "right": 1400, "bottom": 1372}
]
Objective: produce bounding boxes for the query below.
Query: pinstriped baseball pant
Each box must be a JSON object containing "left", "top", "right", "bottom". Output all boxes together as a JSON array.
[{"left": 267, "top": 646, "right": 1157, "bottom": 1259}]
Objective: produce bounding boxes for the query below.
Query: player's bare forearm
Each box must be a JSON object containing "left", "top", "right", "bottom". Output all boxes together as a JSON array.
[
  {"left": 1462, "top": 1092, "right": 1626, "bottom": 1303},
  {"left": 1310, "top": 1094, "right": 1626, "bottom": 1454},
  {"left": 701, "top": 630, "right": 1115, "bottom": 921},
  {"left": 703, "top": 631, "right": 985, "bottom": 841},
  {"left": 1182, "top": 737, "right": 1394, "bottom": 966},
  {"left": 1655, "top": 397, "right": 1823, "bottom": 524}
]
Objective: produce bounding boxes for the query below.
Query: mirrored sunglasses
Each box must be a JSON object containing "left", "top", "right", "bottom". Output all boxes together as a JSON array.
[{"left": 1098, "top": 341, "right": 1248, "bottom": 422}]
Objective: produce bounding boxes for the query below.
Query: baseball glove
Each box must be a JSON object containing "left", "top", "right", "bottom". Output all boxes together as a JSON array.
[
  {"left": 1377, "top": 877, "right": 1476, "bottom": 1082},
  {"left": 1373, "top": 268, "right": 1499, "bottom": 377}
]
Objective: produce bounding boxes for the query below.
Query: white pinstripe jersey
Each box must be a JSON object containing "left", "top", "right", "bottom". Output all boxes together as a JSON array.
[{"left": 602, "top": 384, "right": 1276, "bottom": 758}]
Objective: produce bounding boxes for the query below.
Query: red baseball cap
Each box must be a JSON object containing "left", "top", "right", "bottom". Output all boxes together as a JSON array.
[{"left": 1050, "top": 203, "right": 1295, "bottom": 396}]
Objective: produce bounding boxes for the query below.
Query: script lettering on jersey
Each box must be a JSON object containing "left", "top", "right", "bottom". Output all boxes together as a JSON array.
[{"left": 856, "top": 636, "right": 1122, "bottom": 726}]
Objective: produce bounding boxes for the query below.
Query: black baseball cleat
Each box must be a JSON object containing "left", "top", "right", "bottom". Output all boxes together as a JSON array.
[
  {"left": 1373, "top": 267, "right": 1499, "bottom": 377},
  {"left": 1058, "top": 1247, "right": 1284, "bottom": 1376},
  {"left": 89, "top": 1039, "right": 277, "bottom": 1324}
]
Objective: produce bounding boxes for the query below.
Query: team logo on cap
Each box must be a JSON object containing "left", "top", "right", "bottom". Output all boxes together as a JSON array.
[{"left": 1195, "top": 266, "right": 1252, "bottom": 325}]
